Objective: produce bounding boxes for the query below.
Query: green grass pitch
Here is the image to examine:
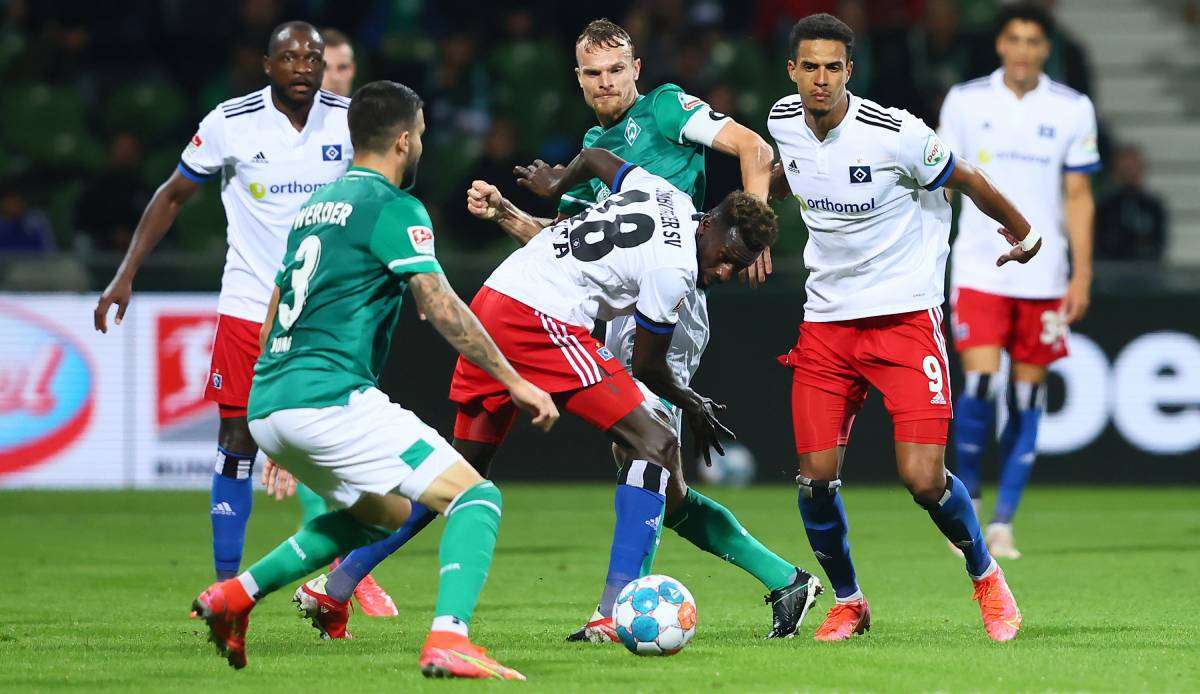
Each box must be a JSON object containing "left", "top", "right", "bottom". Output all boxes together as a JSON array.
[{"left": 2, "top": 485, "right": 1197, "bottom": 692}]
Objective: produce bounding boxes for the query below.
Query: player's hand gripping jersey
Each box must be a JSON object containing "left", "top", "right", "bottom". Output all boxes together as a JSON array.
[
  {"left": 769, "top": 93, "right": 955, "bottom": 322},
  {"left": 179, "top": 87, "right": 354, "bottom": 322},
  {"left": 486, "top": 165, "right": 699, "bottom": 335}
]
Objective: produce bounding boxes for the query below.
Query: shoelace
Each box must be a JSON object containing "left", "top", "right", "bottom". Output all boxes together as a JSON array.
[
  {"left": 818, "top": 602, "right": 861, "bottom": 632},
  {"left": 973, "top": 580, "right": 1010, "bottom": 622}
]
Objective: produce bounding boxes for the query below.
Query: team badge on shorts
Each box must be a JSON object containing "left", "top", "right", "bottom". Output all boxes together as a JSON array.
[
  {"left": 597, "top": 347, "right": 615, "bottom": 361},
  {"left": 211, "top": 370, "right": 223, "bottom": 390}
]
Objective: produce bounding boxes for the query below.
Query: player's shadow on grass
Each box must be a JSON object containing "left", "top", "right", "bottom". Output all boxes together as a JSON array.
[{"left": 1040, "top": 542, "right": 1200, "bottom": 556}]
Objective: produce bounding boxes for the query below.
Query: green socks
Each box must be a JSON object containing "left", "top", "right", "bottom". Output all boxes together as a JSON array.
[
  {"left": 665, "top": 488, "right": 796, "bottom": 591},
  {"left": 245, "top": 510, "right": 385, "bottom": 597},
  {"left": 433, "top": 482, "right": 503, "bottom": 625},
  {"left": 296, "top": 483, "right": 329, "bottom": 526}
]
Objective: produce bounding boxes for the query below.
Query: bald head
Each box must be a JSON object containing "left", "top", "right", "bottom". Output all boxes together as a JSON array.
[{"left": 267, "top": 20, "right": 323, "bottom": 56}]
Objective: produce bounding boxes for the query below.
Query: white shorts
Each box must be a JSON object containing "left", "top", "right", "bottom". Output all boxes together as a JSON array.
[
  {"left": 635, "top": 380, "right": 683, "bottom": 438},
  {"left": 248, "top": 387, "right": 461, "bottom": 509}
]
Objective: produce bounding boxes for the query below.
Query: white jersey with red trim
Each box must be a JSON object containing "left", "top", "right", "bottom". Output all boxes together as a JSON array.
[
  {"left": 940, "top": 70, "right": 1101, "bottom": 299},
  {"left": 769, "top": 92, "right": 955, "bottom": 322},
  {"left": 485, "top": 165, "right": 698, "bottom": 334},
  {"left": 178, "top": 87, "right": 353, "bottom": 322}
]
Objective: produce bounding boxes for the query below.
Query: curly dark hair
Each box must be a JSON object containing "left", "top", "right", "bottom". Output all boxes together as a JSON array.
[
  {"left": 576, "top": 18, "right": 634, "bottom": 55},
  {"left": 716, "top": 190, "right": 779, "bottom": 253}
]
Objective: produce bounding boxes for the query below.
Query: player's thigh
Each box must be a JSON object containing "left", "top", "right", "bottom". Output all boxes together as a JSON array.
[
  {"left": 204, "top": 314, "right": 262, "bottom": 411},
  {"left": 250, "top": 387, "right": 464, "bottom": 510},
  {"left": 860, "top": 309, "right": 954, "bottom": 424},
  {"left": 791, "top": 378, "right": 860, "bottom": 481},
  {"left": 951, "top": 288, "right": 1014, "bottom": 362},
  {"left": 1010, "top": 297, "right": 1069, "bottom": 368}
]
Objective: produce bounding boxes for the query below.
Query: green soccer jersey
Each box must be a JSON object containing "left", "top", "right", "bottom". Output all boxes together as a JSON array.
[
  {"left": 557, "top": 83, "right": 724, "bottom": 216},
  {"left": 247, "top": 166, "right": 443, "bottom": 420}
]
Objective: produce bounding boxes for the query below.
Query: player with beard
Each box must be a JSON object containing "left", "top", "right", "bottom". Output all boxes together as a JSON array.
[{"left": 93, "top": 22, "right": 394, "bottom": 615}]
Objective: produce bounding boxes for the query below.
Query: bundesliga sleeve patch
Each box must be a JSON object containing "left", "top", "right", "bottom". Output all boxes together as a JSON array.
[
  {"left": 923, "top": 134, "right": 948, "bottom": 167},
  {"left": 407, "top": 225, "right": 435, "bottom": 255},
  {"left": 185, "top": 133, "right": 202, "bottom": 155},
  {"left": 677, "top": 92, "right": 705, "bottom": 111}
]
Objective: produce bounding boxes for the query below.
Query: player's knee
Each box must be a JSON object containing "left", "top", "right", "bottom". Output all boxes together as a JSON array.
[
  {"left": 445, "top": 481, "right": 503, "bottom": 521},
  {"left": 640, "top": 426, "right": 679, "bottom": 469},
  {"left": 905, "top": 470, "right": 948, "bottom": 508},
  {"left": 218, "top": 416, "right": 258, "bottom": 457},
  {"left": 796, "top": 474, "right": 842, "bottom": 501}
]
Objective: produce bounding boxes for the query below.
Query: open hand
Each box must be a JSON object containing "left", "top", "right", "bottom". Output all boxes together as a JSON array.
[
  {"left": 514, "top": 160, "right": 568, "bottom": 199},
  {"left": 261, "top": 459, "right": 297, "bottom": 500},
  {"left": 686, "top": 396, "right": 735, "bottom": 467},
  {"left": 995, "top": 228, "right": 1042, "bottom": 266}
]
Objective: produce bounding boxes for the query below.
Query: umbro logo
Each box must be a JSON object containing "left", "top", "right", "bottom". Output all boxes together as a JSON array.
[
  {"left": 211, "top": 502, "right": 236, "bottom": 516},
  {"left": 252, "top": 151, "right": 268, "bottom": 163},
  {"left": 787, "top": 159, "right": 801, "bottom": 174},
  {"left": 849, "top": 165, "right": 872, "bottom": 184}
]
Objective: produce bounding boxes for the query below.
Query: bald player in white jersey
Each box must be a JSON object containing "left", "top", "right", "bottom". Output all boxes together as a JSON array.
[
  {"left": 94, "top": 22, "right": 367, "bottom": 590},
  {"left": 938, "top": 4, "right": 1101, "bottom": 559},
  {"left": 768, "top": 14, "right": 1043, "bottom": 643}
]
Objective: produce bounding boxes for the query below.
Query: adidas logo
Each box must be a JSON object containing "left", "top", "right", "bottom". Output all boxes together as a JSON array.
[
  {"left": 645, "top": 517, "right": 660, "bottom": 530},
  {"left": 252, "top": 151, "right": 268, "bottom": 163},
  {"left": 210, "top": 502, "right": 236, "bottom": 516},
  {"left": 930, "top": 391, "right": 947, "bottom": 405},
  {"left": 788, "top": 159, "right": 801, "bottom": 174}
]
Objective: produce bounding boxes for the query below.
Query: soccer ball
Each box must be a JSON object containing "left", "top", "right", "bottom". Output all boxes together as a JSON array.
[{"left": 613, "top": 574, "right": 697, "bottom": 656}]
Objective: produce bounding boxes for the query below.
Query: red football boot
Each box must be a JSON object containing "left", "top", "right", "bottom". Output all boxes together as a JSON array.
[
  {"left": 419, "top": 631, "right": 526, "bottom": 680},
  {"left": 813, "top": 598, "right": 871, "bottom": 642},
  {"left": 973, "top": 566, "right": 1022, "bottom": 642},
  {"left": 292, "top": 574, "right": 352, "bottom": 640},
  {"left": 190, "top": 580, "right": 253, "bottom": 669}
]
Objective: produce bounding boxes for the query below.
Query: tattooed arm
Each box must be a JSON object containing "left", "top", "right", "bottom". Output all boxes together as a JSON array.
[{"left": 408, "top": 272, "right": 558, "bottom": 430}]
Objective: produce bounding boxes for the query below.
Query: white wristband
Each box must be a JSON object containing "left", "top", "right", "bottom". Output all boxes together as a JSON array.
[{"left": 1018, "top": 228, "right": 1041, "bottom": 252}]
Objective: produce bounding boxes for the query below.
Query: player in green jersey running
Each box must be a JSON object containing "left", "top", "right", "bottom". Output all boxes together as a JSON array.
[{"left": 189, "top": 80, "right": 558, "bottom": 680}]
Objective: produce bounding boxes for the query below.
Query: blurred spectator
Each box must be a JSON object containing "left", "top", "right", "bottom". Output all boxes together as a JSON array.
[
  {"left": 1096, "top": 145, "right": 1168, "bottom": 262},
  {"left": 907, "top": 0, "right": 975, "bottom": 121},
  {"left": 200, "top": 41, "right": 266, "bottom": 110},
  {"left": 74, "top": 133, "right": 152, "bottom": 252},
  {"left": 839, "top": 0, "right": 874, "bottom": 98},
  {"left": 0, "top": 180, "right": 54, "bottom": 252},
  {"left": 444, "top": 119, "right": 544, "bottom": 251},
  {"left": 425, "top": 32, "right": 491, "bottom": 147},
  {"left": 321, "top": 27, "right": 357, "bottom": 97}
]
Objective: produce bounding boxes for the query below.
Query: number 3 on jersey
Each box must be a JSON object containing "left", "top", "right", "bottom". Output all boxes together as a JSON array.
[{"left": 278, "top": 235, "right": 322, "bottom": 331}]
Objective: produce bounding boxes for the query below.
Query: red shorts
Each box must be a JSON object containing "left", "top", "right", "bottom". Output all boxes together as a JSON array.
[
  {"left": 782, "top": 308, "right": 952, "bottom": 454},
  {"left": 449, "top": 287, "right": 644, "bottom": 444},
  {"left": 951, "top": 287, "right": 1068, "bottom": 366},
  {"left": 204, "top": 313, "right": 262, "bottom": 415}
]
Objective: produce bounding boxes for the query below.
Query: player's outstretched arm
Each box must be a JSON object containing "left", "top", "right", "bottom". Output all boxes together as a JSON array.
[
  {"left": 465, "top": 180, "right": 552, "bottom": 246},
  {"left": 711, "top": 122, "right": 775, "bottom": 286},
  {"left": 630, "top": 325, "right": 734, "bottom": 466},
  {"left": 94, "top": 169, "right": 201, "bottom": 332},
  {"left": 409, "top": 272, "right": 559, "bottom": 431},
  {"left": 514, "top": 148, "right": 627, "bottom": 200},
  {"left": 944, "top": 159, "right": 1042, "bottom": 266}
]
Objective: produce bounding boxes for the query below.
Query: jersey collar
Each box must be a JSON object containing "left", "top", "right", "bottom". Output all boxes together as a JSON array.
[
  {"left": 345, "top": 166, "right": 399, "bottom": 190},
  {"left": 991, "top": 67, "right": 1050, "bottom": 101},
  {"left": 802, "top": 91, "right": 858, "bottom": 143}
]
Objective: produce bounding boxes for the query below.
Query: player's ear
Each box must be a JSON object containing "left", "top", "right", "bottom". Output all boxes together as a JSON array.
[
  {"left": 846, "top": 59, "right": 853, "bottom": 83},
  {"left": 262, "top": 55, "right": 271, "bottom": 77},
  {"left": 632, "top": 57, "right": 642, "bottom": 80},
  {"left": 394, "top": 129, "right": 410, "bottom": 156}
]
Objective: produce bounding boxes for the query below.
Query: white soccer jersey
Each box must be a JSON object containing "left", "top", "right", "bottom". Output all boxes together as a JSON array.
[
  {"left": 606, "top": 288, "right": 709, "bottom": 384},
  {"left": 486, "top": 165, "right": 698, "bottom": 333},
  {"left": 940, "top": 70, "right": 1101, "bottom": 299},
  {"left": 178, "top": 87, "right": 353, "bottom": 322},
  {"left": 769, "top": 92, "right": 955, "bottom": 322}
]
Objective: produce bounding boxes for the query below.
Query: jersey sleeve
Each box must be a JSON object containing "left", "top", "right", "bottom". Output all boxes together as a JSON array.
[
  {"left": 898, "top": 112, "right": 956, "bottom": 192},
  {"left": 178, "top": 108, "right": 226, "bottom": 183},
  {"left": 652, "top": 86, "right": 728, "bottom": 146},
  {"left": 634, "top": 267, "right": 692, "bottom": 334},
  {"left": 369, "top": 198, "right": 444, "bottom": 277},
  {"left": 556, "top": 128, "right": 605, "bottom": 216},
  {"left": 1064, "top": 97, "right": 1102, "bottom": 174}
]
